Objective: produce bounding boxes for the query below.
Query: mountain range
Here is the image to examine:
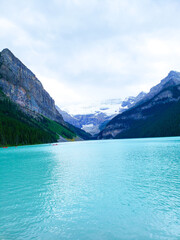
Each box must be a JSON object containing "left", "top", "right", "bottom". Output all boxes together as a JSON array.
[
  {"left": 57, "top": 92, "right": 146, "bottom": 135},
  {"left": 1, "top": 48, "right": 180, "bottom": 146},
  {"left": 98, "top": 71, "right": 180, "bottom": 139}
]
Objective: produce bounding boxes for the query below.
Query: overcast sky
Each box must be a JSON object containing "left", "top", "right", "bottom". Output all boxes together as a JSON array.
[{"left": 1, "top": 0, "right": 180, "bottom": 107}]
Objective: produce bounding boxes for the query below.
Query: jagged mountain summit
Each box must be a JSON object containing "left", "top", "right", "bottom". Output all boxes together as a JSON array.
[
  {"left": 121, "top": 92, "right": 147, "bottom": 108},
  {"left": 137, "top": 71, "right": 180, "bottom": 105},
  {"left": 98, "top": 71, "right": 180, "bottom": 139}
]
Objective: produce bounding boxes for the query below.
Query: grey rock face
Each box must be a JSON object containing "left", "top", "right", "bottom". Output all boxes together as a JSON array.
[
  {"left": 0, "top": 48, "right": 64, "bottom": 123},
  {"left": 139, "top": 71, "right": 180, "bottom": 105}
]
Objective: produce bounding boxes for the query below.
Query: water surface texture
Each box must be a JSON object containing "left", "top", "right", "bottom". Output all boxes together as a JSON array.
[{"left": 0, "top": 138, "right": 180, "bottom": 240}]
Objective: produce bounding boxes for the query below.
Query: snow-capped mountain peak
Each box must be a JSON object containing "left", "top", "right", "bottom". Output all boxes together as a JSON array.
[{"left": 57, "top": 92, "right": 147, "bottom": 135}]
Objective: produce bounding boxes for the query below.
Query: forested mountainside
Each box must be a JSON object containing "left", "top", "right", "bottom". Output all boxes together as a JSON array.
[
  {"left": 98, "top": 71, "right": 180, "bottom": 139},
  {"left": 0, "top": 89, "right": 79, "bottom": 146},
  {"left": 0, "top": 48, "right": 90, "bottom": 146}
]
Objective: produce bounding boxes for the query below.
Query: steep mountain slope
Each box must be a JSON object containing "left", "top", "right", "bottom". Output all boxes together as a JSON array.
[
  {"left": 98, "top": 71, "right": 180, "bottom": 139},
  {"left": 0, "top": 89, "right": 79, "bottom": 146},
  {"left": 0, "top": 48, "right": 63, "bottom": 123},
  {"left": 0, "top": 48, "right": 90, "bottom": 145},
  {"left": 56, "top": 106, "right": 82, "bottom": 129},
  {"left": 121, "top": 92, "right": 146, "bottom": 108}
]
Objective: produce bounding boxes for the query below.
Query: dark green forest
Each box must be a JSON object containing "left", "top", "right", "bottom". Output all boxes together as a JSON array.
[
  {"left": 115, "top": 100, "right": 180, "bottom": 139},
  {"left": 0, "top": 90, "right": 79, "bottom": 146},
  {"left": 114, "top": 85, "right": 180, "bottom": 139}
]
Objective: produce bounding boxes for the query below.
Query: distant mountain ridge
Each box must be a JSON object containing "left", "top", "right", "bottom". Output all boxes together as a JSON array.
[
  {"left": 98, "top": 71, "right": 180, "bottom": 139},
  {"left": 56, "top": 106, "right": 82, "bottom": 129},
  {"left": 57, "top": 93, "right": 146, "bottom": 135},
  {"left": 121, "top": 92, "right": 147, "bottom": 108}
]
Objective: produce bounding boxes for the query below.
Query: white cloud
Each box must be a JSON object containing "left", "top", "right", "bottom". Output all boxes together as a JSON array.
[
  {"left": 1, "top": 0, "right": 180, "bottom": 109},
  {"left": 63, "top": 42, "right": 127, "bottom": 76},
  {"left": 38, "top": 75, "right": 82, "bottom": 106}
]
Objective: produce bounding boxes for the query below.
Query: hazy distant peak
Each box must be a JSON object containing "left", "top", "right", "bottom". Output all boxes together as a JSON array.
[
  {"left": 167, "top": 70, "right": 180, "bottom": 78},
  {"left": 137, "top": 91, "right": 146, "bottom": 97}
]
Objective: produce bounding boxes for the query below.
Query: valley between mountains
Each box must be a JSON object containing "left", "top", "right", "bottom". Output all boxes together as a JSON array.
[{"left": 0, "top": 48, "right": 180, "bottom": 146}]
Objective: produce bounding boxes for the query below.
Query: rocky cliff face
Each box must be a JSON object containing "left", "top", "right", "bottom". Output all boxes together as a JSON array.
[
  {"left": 98, "top": 71, "right": 180, "bottom": 139},
  {"left": 137, "top": 71, "right": 180, "bottom": 105},
  {"left": 0, "top": 48, "right": 64, "bottom": 123}
]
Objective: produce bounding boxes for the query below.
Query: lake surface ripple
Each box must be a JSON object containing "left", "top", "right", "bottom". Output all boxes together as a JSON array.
[{"left": 0, "top": 137, "right": 180, "bottom": 239}]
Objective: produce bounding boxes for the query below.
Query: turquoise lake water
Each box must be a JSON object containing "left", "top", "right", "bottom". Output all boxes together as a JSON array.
[{"left": 0, "top": 137, "right": 180, "bottom": 240}]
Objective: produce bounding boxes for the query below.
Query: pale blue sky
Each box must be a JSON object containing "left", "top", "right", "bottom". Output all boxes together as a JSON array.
[{"left": 1, "top": 0, "right": 180, "bottom": 107}]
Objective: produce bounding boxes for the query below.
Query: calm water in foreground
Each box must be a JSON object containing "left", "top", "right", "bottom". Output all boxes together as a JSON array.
[{"left": 0, "top": 137, "right": 180, "bottom": 240}]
